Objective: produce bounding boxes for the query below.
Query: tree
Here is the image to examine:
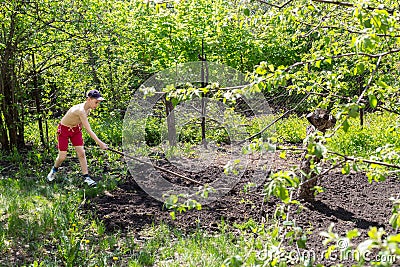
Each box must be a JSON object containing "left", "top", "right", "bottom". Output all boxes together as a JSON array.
[
  {"left": 245, "top": 0, "right": 400, "bottom": 199},
  {"left": 0, "top": 1, "right": 39, "bottom": 149}
]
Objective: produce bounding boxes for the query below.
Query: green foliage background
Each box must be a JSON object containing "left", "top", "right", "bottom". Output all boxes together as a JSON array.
[
  {"left": 2, "top": 0, "right": 399, "bottom": 149},
  {"left": 2, "top": 0, "right": 400, "bottom": 266}
]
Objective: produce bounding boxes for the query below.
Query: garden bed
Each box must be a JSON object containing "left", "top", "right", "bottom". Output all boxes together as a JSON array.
[{"left": 87, "top": 151, "right": 400, "bottom": 265}]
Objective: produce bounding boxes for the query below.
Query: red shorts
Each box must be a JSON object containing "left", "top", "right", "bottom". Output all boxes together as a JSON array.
[{"left": 57, "top": 124, "right": 84, "bottom": 151}]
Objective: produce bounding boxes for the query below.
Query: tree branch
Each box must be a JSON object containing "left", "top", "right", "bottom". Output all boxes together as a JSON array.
[
  {"left": 328, "top": 151, "right": 400, "bottom": 169},
  {"left": 273, "top": 146, "right": 400, "bottom": 170},
  {"left": 298, "top": 159, "right": 345, "bottom": 187},
  {"left": 236, "top": 93, "right": 310, "bottom": 145},
  {"left": 357, "top": 55, "right": 382, "bottom": 104},
  {"left": 298, "top": 21, "right": 400, "bottom": 38},
  {"left": 312, "top": 0, "right": 395, "bottom": 14},
  {"left": 285, "top": 48, "right": 400, "bottom": 72},
  {"left": 257, "top": 0, "right": 395, "bottom": 14},
  {"left": 377, "top": 106, "right": 400, "bottom": 116},
  {"left": 256, "top": 0, "right": 294, "bottom": 9}
]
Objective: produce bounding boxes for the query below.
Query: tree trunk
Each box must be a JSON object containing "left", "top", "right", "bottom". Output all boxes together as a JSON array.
[
  {"left": 298, "top": 146, "right": 319, "bottom": 201},
  {"left": 32, "top": 53, "right": 46, "bottom": 148},
  {"left": 298, "top": 109, "right": 336, "bottom": 201},
  {"left": 201, "top": 96, "right": 207, "bottom": 147},
  {"left": 200, "top": 48, "right": 208, "bottom": 148},
  {"left": 0, "top": 5, "right": 25, "bottom": 150},
  {"left": 165, "top": 97, "right": 176, "bottom": 146}
]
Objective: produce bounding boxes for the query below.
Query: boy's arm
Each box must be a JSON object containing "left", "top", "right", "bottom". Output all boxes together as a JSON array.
[{"left": 80, "top": 113, "right": 108, "bottom": 150}]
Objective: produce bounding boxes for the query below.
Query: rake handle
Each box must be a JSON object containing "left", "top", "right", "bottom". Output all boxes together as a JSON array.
[{"left": 107, "top": 148, "right": 203, "bottom": 186}]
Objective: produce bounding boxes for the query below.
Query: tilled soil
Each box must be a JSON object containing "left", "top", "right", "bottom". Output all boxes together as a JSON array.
[{"left": 87, "top": 152, "right": 400, "bottom": 265}]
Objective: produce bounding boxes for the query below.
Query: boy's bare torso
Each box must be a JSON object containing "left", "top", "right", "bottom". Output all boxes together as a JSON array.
[{"left": 60, "top": 103, "right": 90, "bottom": 127}]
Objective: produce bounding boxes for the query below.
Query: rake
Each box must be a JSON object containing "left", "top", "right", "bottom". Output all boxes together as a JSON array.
[{"left": 107, "top": 148, "right": 203, "bottom": 186}]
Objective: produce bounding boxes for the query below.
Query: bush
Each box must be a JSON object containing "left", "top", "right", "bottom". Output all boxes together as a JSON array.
[
  {"left": 84, "top": 114, "right": 123, "bottom": 147},
  {"left": 145, "top": 116, "right": 163, "bottom": 147}
]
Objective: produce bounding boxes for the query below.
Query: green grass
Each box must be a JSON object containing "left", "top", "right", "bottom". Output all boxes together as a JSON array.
[
  {"left": 249, "top": 111, "right": 400, "bottom": 158},
  {"left": 249, "top": 114, "right": 308, "bottom": 144},
  {"left": 0, "top": 169, "right": 286, "bottom": 266},
  {"left": 327, "top": 111, "right": 400, "bottom": 158},
  {"left": 0, "top": 166, "right": 123, "bottom": 266},
  {"left": 125, "top": 220, "right": 287, "bottom": 267}
]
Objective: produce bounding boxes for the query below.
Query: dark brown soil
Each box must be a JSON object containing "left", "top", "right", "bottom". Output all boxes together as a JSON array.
[{"left": 87, "top": 152, "right": 400, "bottom": 265}]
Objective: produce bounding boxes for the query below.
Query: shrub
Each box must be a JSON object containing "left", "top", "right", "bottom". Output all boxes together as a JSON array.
[{"left": 145, "top": 116, "right": 163, "bottom": 147}]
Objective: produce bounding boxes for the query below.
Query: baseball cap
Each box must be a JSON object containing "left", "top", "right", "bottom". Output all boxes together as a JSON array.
[{"left": 87, "top": 90, "right": 105, "bottom": 101}]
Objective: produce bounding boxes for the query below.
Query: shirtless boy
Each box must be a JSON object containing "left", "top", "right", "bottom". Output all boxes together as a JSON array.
[{"left": 47, "top": 90, "right": 108, "bottom": 186}]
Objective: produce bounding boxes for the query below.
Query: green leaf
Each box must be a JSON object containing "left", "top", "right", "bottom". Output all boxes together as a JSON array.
[
  {"left": 313, "top": 143, "right": 326, "bottom": 158},
  {"left": 346, "top": 229, "right": 360, "bottom": 239},
  {"left": 388, "top": 233, "right": 400, "bottom": 242},
  {"left": 297, "top": 235, "right": 307, "bottom": 249},
  {"left": 171, "top": 98, "right": 179, "bottom": 107},
  {"left": 283, "top": 220, "right": 294, "bottom": 226},
  {"left": 243, "top": 8, "right": 250, "bottom": 16},
  {"left": 304, "top": 63, "right": 308, "bottom": 72},
  {"left": 354, "top": 8, "right": 359, "bottom": 18},
  {"left": 348, "top": 105, "right": 359, "bottom": 118},
  {"left": 268, "top": 64, "right": 275, "bottom": 72},
  {"left": 324, "top": 58, "right": 332, "bottom": 64},
  {"left": 355, "top": 62, "right": 365, "bottom": 74},
  {"left": 325, "top": 245, "right": 336, "bottom": 259},
  {"left": 255, "top": 66, "right": 267, "bottom": 75},
  {"left": 343, "top": 119, "right": 350, "bottom": 132},
  {"left": 390, "top": 213, "right": 400, "bottom": 229},
  {"left": 368, "top": 94, "right": 378, "bottom": 108},
  {"left": 363, "top": 18, "right": 372, "bottom": 28},
  {"left": 342, "top": 162, "right": 350, "bottom": 174},
  {"left": 277, "top": 186, "right": 289, "bottom": 202},
  {"left": 377, "top": 80, "right": 389, "bottom": 88},
  {"left": 363, "top": 36, "right": 375, "bottom": 51}
]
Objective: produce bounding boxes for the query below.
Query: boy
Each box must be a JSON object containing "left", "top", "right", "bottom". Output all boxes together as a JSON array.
[{"left": 47, "top": 89, "right": 108, "bottom": 186}]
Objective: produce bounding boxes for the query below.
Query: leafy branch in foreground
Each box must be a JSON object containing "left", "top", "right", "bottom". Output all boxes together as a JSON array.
[
  {"left": 163, "top": 194, "right": 202, "bottom": 220},
  {"left": 321, "top": 223, "right": 400, "bottom": 266}
]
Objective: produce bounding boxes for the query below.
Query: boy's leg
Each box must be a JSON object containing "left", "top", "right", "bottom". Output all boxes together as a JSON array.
[
  {"left": 55, "top": 151, "right": 68, "bottom": 168},
  {"left": 48, "top": 151, "right": 67, "bottom": 181},
  {"left": 74, "top": 146, "right": 96, "bottom": 186},
  {"left": 74, "top": 146, "right": 88, "bottom": 175}
]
